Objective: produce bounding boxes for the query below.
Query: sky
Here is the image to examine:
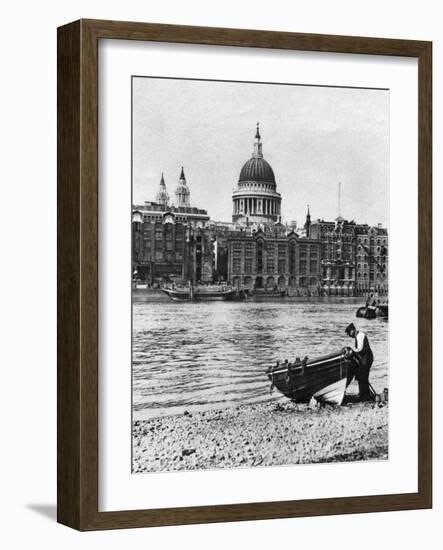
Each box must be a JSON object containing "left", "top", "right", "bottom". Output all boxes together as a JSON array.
[{"left": 133, "top": 77, "right": 389, "bottom": 228}]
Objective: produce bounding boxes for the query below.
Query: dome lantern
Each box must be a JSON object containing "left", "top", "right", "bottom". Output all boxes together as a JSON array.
[{"left": 253, "top": 122, "right": 263, "bottom": 159}]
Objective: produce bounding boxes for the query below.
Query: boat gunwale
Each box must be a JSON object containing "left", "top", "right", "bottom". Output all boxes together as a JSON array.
[
  {"left": 266, "top": 350, "right": 349, "bottom": 376},
  {"left": 161, "top": 288, "right": 235, "bottom": 296}
]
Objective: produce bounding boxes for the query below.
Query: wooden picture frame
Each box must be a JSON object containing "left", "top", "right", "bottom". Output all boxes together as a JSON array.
[{"left": 57, "top": 19, "right": 432, "bottom": 530}]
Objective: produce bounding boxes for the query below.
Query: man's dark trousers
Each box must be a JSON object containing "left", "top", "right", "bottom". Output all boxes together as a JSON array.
[{"left": 357, "top": 350, "right": 374, "bottom": 398}]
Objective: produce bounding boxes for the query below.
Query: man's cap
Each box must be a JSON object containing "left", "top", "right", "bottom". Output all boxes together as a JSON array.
[{"left": 345, "top": 323, "right": 356, "bottom": 335}]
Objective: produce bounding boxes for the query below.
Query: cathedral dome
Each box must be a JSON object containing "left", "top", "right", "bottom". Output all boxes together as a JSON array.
[
  {"left": 239, "top": 157, "right": 275, "bottom": 184},
  {"left": 232, "top": 124, "right": 282, "bottom": 225}
]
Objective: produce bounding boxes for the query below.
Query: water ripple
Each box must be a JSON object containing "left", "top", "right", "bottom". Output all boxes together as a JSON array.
[{"left": 133, "top": 301, "right": 388, "bottom": 419}]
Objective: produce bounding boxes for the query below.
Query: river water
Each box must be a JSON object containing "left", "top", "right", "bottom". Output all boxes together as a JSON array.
[{"left": 133, "top": 301, "right": 389, "bottom": 420}]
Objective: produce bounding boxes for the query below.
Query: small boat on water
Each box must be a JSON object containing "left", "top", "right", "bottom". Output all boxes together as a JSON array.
[
  {"left": 356, "top": 304, "right": 388, "bottom": 319},
  {"left": 266, "top": 349, "right": 353, "bottom": 405},
  {"left": 162, "top": 286, "right": 237, "bottom": 301}
]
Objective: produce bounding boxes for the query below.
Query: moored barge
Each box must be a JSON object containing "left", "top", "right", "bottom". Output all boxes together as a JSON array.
[{"left": 161, "top": 286, "right": 237, "bottom": 301}]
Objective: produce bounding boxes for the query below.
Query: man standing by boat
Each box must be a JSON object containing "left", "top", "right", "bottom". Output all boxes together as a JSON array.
[{"left": 345, "top": 323, "right": 374, "bottom": 401}]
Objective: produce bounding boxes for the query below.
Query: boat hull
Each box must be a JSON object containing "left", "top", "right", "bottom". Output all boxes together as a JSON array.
[
  {"left": 356, "top": 306, "right": 376, "bottom": 319},
  {"left": 313, "top": 378, "right": 347, "bottom": 405},
  {"left": 356, "top": 305, "right": 388, "bottom": 319},
  {"left": 161, "top": 288, "right": 236, "bottom": 301},
  {"left": 267, "top": 350, "right": 352, "bottom": 404}
]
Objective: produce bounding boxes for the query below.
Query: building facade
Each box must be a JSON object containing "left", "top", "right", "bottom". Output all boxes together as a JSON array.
[
  {"left": 309, "top": 216, "right": 388, "bottom": 296},
  {"left": 227, "top": 227, "right": 322, "bottom": 294},
  {"left": 132, "top": 211, "right": 214, "bottom": 284},
  {"left": 355, "top": 225, "right": 388, "bottom": 295},
  {"left": 133, "top": 211, "right": 186, "bottom": 282}
]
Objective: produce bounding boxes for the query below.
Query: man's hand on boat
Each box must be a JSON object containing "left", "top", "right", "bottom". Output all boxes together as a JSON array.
[{"left": 341, "top": 346, "right": 354, "bottom": 359}]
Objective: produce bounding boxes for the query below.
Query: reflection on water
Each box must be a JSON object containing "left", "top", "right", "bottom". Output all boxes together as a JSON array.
[{"left": 133, "top": 301, "right": 388, "bottom": 420}]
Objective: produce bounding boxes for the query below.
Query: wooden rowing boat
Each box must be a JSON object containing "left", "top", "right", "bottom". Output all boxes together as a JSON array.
[{"left": 266, "top": 350, "right": 353, "bottom": 405}]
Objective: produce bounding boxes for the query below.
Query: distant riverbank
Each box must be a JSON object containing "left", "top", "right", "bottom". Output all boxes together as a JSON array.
[
  {"left": 132, "top": 288, "right": 365, "bottom": 304},
  {"left": 133, "top": 396, "right": 388, "bottom": 473}
]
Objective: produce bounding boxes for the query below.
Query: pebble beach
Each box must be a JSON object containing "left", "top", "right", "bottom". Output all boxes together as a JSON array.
[
  {"left": 132, "top": 394, "right": 388, "bottom": 473},
  {"left": 133, "top": 301, "right": 389, "bottom": 474}
]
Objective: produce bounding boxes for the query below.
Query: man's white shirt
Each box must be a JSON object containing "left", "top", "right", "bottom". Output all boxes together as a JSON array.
[{"left": 353, "top": 331, "right": 366, "bottom": 353}]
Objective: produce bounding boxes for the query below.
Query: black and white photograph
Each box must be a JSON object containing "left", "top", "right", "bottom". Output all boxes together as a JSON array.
[
  {"left": 1, "top": 0, "right": 436, "bottom": 541},
  {"left": 131, "top": 76, "right": 389, "bottom": 473}
]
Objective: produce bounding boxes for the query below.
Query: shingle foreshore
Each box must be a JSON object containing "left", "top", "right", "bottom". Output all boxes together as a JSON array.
[{"left": 133, "top": 398, "right": 388, "bottom": 473}]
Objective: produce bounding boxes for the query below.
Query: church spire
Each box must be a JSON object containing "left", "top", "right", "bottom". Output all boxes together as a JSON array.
[
  {"left": 305, "top": 205, "right": 311, "bottom": 237},
  {"left": 175, "top": 166, "right": 190, "bottom": 207},
  {"left": 155, "top": 172, "right": 169, "bottom": 206},
  {"left": 252, "top": 122, "right": 263, "bottom": 159}
]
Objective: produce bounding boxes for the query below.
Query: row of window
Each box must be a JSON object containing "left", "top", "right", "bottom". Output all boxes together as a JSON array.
[
  {"left": 148, "top": 251, "right": 183, "bottom": 261},
  {"left": 233, "top": 259, "right": 318, "bottom": 274},
  {"left": 357, "top": 244, "right": 387, "bottom": 252},
  {"left": 357, "top": 237, "right": 387, "bottom": 245},
  {"left": 230, "top": 245, "right": 319, "bottom": 257},
  {"left": 357, "top": 263, "right": 387, "bottom": 269},
  {"left": 357, "top": 272, "right": 385, "bottom": 279}
]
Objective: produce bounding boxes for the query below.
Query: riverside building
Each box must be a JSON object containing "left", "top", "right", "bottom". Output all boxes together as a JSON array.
[
  {"left": 309, "top": 217, "right": 388, "bottom": 296},
  {"left": 132, "top": 124, "right": 388, "bottom": 295},
  {"left": 132, "top": 169, "right": 212, "bottom": 283},
  {"left": 226, "top": 226, "right": 322, "bottom": 294}
]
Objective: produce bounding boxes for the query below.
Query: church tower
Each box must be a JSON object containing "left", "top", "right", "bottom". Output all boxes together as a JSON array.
[
  {"left": 155, "top": 173, "right": 169, "bottom": 206},
  {"left": 175, "top": 166, "right": 191, "bottom": 207}
]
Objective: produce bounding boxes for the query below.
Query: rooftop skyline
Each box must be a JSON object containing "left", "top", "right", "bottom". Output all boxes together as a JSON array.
[{"left": 133, "top": 77, "right": 389, "bottom": 227}]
